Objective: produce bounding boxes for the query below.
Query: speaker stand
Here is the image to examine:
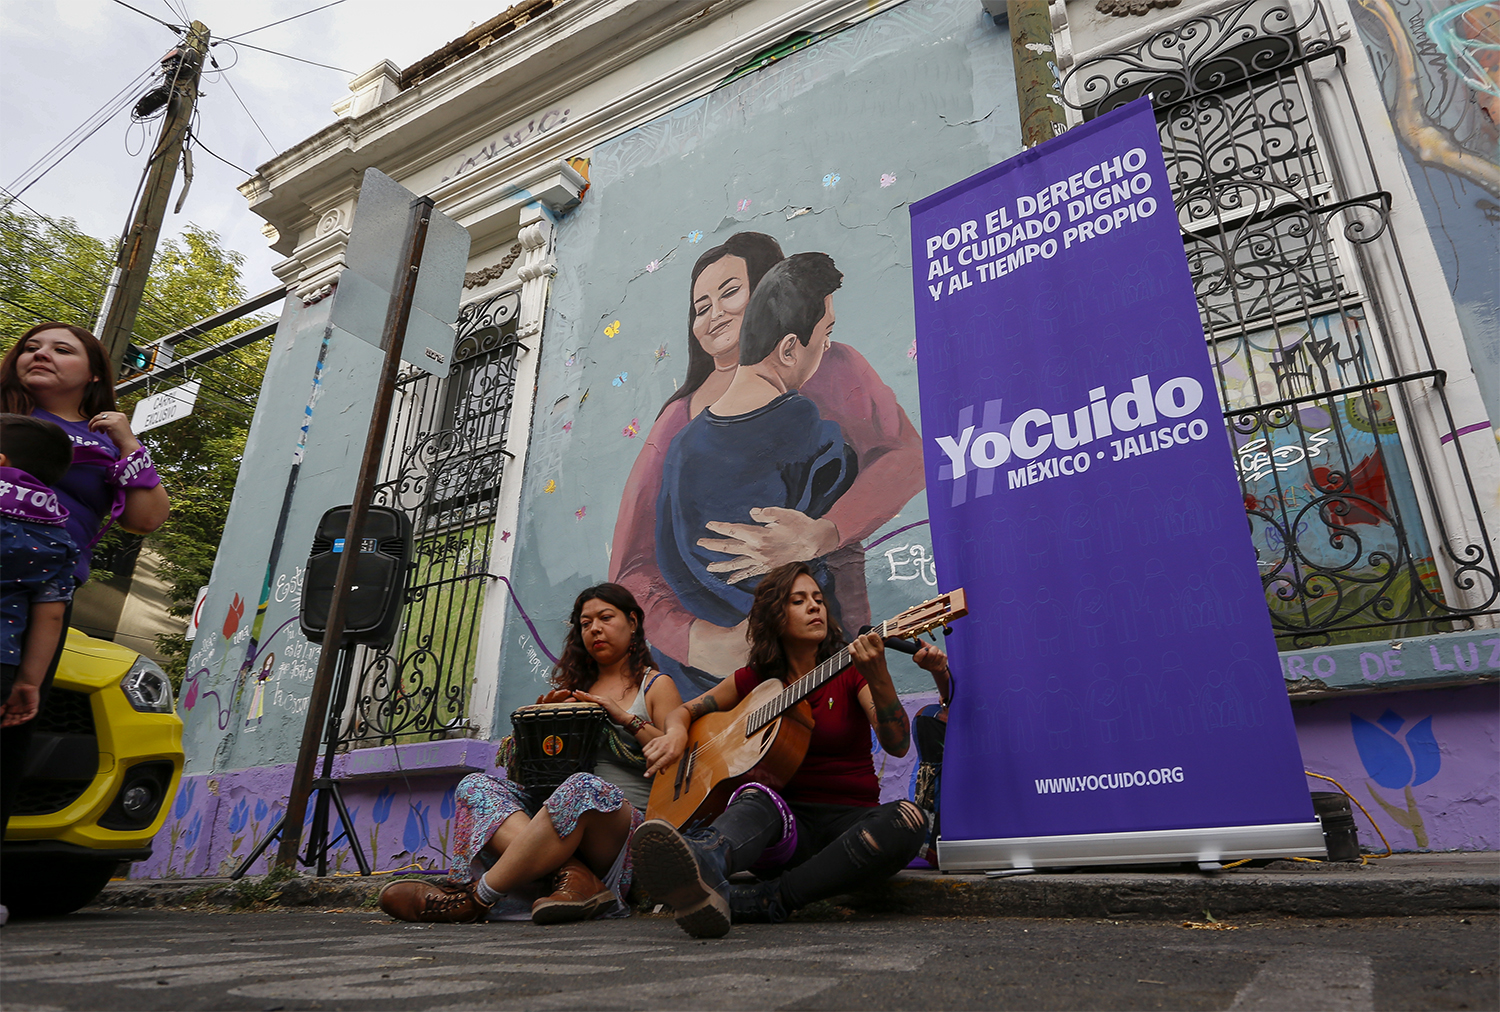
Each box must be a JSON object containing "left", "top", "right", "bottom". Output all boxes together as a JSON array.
[{"left": 232, "top": 645, "right": 372, "bottom": 879}]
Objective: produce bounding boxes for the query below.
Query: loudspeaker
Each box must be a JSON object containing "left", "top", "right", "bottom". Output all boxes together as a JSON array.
[{"left": 299, "top": 506, "right": 414, "bottom": 649}]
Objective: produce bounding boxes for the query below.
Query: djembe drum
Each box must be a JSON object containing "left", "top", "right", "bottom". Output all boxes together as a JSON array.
[{"left": 509, "top": 701, "right": 610, "bottom": 812}]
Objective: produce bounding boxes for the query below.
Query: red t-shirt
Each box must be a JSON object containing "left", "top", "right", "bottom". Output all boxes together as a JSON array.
[{"left": 734, "top": 664, "right": 879, "bottom": 808}]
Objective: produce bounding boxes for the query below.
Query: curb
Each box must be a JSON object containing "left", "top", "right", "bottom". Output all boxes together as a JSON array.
[{"left": 96, "top": 860, "right": 1500, "bottom": 920}]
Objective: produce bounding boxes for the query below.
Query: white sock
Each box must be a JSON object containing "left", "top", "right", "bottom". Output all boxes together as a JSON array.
[{"left": 474, "top": 878, "right": 502, "bottom": 905}]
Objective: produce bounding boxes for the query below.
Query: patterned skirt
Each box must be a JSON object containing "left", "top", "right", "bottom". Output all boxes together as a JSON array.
[{"left": 453, "top": 771, "right": 643, "bottom": 910}]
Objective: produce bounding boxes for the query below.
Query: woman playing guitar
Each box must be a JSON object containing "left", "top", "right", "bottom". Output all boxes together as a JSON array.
[{"left": 634, "top": 561, "right": 952, "bottom": 938}]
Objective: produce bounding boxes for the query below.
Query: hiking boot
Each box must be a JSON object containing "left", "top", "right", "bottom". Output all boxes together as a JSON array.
[
  {"left": 531, "top": 858, "right": 615, "bottom": 924},
  {"left": 728, "top": 878, "right": 789, "bottom": 924},
  {"left": 378, "top": 878, "right": 492, "bottom": 923},
  {"left": 630, "top": 819, "right": 731, "bottom": 938}
]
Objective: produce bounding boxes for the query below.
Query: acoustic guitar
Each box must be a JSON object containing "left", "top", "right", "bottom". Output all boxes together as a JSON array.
[{"left": 645, "top": 589, "right": 967, "bottom": 828}]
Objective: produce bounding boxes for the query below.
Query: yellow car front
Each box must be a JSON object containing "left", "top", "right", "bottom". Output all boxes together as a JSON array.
[{"left": 2, "top": 628, "right": 184, "bottom": 916}]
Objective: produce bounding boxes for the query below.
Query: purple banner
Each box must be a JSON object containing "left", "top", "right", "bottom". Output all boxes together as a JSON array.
[{"left": 910, "top": 100, "right": 1313, "bottom": 846}]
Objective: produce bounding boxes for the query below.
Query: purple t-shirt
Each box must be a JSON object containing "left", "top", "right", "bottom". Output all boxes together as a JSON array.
[{"left": 34, "top": 410, "right": 119, "bottom": 583}]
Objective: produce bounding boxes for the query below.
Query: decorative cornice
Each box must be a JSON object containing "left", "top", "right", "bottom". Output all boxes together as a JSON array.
[
  {"left": 237, "top": 0, "right": 904, "bottom": 255},
  {"left": 271, "top": 226, "right": 350, "bottom": 300}
]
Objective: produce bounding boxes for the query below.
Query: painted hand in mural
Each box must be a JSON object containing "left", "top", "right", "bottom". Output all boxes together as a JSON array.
[{"left": 698, "top": 507, "right": 840, "bottom": 584}]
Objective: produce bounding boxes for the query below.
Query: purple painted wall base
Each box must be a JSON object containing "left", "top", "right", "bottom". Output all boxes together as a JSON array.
[
  {"left": 135, "top": 684, "right": 1498, "bottom": 879},
  {"left": 1292, "top": 684, "right": 1498, "bottom": 853},
  {"left": 132, "top": 739, "right": 501, "bottom": 880}
]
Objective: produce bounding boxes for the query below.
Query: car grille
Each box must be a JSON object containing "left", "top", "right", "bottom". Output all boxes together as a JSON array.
[
  {"left": 37, "top": 688, "right": 96, "bottom": 736},
  {"left": 13, "top": 778, "right": 92, "bottom": 817},
  {"left": 12, "top": 689, "right": 98, "bottom": 817}
]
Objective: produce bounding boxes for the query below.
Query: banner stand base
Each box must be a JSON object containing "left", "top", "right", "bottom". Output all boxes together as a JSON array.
[{"left": 937, "top": 821, "right": 1327, "bottom": 873}]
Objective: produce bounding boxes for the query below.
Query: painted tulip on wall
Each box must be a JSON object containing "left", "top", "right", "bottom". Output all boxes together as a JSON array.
[{"left": 1351, "top": 708, "right": 1441, "bottom": 847}]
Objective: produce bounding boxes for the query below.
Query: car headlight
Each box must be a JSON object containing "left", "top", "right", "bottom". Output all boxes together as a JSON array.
[{"left": 120, "top": 656, "right": 175, "bottom": 713}]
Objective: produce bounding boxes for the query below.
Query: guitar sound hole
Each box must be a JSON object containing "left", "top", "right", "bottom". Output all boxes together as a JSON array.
[{"left": 761, "top": 723, "right": 775, "bottom": 748}]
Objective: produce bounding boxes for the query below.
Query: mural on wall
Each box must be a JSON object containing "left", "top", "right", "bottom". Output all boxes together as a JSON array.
[
  {"left": 1353, "top": 0, "right": 1500, "bottom": 425},
  {"left": 1294, "top": 684, "right": 1498, "bottom": 851},
  {"left": 497, "top": 0, "right": 1020, "bottom": 712},
  {"left": 135, "top": 766, "right": 466, "bottom": 880},
  {"left": 611, "top": 237, "right": 924, "bottom": 688}
]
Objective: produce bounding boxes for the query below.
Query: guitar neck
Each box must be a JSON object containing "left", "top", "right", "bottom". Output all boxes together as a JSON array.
[{"left": 745, "top": 620, "right": 887, "bottom": 736}]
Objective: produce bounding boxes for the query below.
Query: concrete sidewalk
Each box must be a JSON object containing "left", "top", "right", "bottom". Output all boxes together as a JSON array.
[{"left": 94, "top": 851, "right": 1498, "bottom": 921}]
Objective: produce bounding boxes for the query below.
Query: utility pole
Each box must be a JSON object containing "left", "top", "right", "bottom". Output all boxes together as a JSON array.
[
  {"left": 1006, "top": 1, "right": 1067, "bottom": 148},
  {"left": 97, "top": 21, "right": 209, "bottom": 371}
]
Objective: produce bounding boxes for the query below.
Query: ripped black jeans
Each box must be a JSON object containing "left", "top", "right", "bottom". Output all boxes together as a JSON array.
[{"left": 712, "top": 790, "right": 928, "bottom": 911}]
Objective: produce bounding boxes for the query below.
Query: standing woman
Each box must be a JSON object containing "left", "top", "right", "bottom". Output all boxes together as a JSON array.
[
  {"left": 634, "top": 561, "right": 951, "bottom": 939},
  {"left": 0, "top": 324, "right": 170, "bottom": 582},
  {"left": 379, "top": 583, "right": 682, "bottom": 924}
]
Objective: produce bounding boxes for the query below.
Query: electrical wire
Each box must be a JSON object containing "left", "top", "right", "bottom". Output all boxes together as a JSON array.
[
  {"left": 1306, "top": 770, "right": 1393, "bottom": 861},
  {"left": 109, "top": 0, "right": 181, "bottom": 31},
  {"left": 222, "top": 0, "right": 347, "bottom": 42},
  {"left": 211, "top": 37, "right": 355, "bottom": 75},
  {"left": 184, "top": 129, "right": 254, "bottom": 176},
  {"left": 216, "top": 70, "right": 279, "bottom": 155},
  {"left": 1, "top": 63, "right": 159, "bottom": 206},
  {"left": 0, "top": 231, "right": 189, "bottom": 336}
]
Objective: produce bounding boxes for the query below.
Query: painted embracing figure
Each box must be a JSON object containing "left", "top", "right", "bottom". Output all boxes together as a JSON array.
[{"left": 609, "top": 233, "right": 924, "bottom": 691}]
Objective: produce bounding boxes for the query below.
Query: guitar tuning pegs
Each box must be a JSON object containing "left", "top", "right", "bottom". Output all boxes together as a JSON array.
[{"left": 942, "top": 625, "right": 952, "bottom": 636}]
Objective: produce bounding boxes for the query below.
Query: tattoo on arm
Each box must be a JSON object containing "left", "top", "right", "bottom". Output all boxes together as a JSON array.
[
  {"left": 874, "top": 698, "right": 911, "bottom": 754},
  {"left": 686, "top": 696, "right": 720, "bottom": 722}
]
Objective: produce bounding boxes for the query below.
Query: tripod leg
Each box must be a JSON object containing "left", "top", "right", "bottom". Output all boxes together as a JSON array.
[
  {"left": 309, "top": 783, "right": 333, "bottom": 877},
  {"left": 328, "top": 781, "right": 372, "bottom": 876},
  {"left": 232, "top": 815, "right": 285, "bottom": 880}
]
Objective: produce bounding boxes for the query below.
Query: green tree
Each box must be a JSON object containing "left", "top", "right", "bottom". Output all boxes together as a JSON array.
[{"left": 1, "top": 208, "right": 271, "bottom": 683}]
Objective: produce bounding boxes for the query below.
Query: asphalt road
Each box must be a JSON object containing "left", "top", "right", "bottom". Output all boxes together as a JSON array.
[{"left": 0, "top": 908, "right": 1493, "bottom": 1010}]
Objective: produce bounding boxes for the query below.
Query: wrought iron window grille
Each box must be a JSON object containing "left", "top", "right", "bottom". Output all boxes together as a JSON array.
[
  {"left": 339, "top": 286, "right": 524, "bottom": 744},
  {"left": 1061, "top": 0, "right": 1497, "bottom": 646}
]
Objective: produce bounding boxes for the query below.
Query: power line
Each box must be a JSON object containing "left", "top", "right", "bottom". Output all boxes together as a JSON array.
[
  {"left": 2, "top": 62, "right": 155, "bottom": 196},
  {"left": 212, "top": 38, "right": 355, "bottom": 75},
  {"left": 0, "top": 228, "right": 193, "bottom": 336},
  {"left": 223, "top": 0, "right": 347, "bottom": 42},
  {"left": 217, "top": 70, "right": 279, "bottom": 156},
  {"left": 1, "top": 64, "right": 158, "bottom": 205},
  {"left": 185, "top": 131, "right": 253, "bottom": 176},
  {"left": 108, "top": 0, "right": 181, "bottom": 31}
]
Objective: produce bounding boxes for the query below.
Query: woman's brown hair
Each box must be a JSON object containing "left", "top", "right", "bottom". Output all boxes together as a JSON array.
[
  {"left": 658, "top": 232, "right": 785, "bottom": 419},
  {"left": 1, "top": 323, "right": 117, "bottom": 416},
  {"left": 745, "top": 562, "right": 845, "bottom": 683},
  {"left": 551, "top": 583, "right": 653, "bottom": 692}
]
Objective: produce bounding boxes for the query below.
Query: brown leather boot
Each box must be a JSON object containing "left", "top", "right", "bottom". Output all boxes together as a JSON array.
[
  {"left": 378, "top": 877, "right": 492, "bottom": 923},
  {"left": 530, "top": 858, "right": 615, "bottom": 924}
]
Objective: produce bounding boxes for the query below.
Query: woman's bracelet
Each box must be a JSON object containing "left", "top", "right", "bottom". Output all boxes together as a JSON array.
[{"left": 624, "top": 714, "right": 650, "bottom": 735}]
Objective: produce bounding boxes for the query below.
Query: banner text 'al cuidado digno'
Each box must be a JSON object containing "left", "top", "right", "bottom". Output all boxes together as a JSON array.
[{"left": 909, "top": 99, "right": 1315, "bottom": 850}]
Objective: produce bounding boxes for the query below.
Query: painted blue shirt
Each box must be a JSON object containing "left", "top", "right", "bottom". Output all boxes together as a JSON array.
[{"left": 656, "top": 391, "right": 857, "bottom": 627}]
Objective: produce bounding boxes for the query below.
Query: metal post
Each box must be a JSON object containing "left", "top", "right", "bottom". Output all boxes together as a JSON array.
[
  {"left": 97, "top": 21, "right": 210, "bottom": 370},
  {"left": 1007, "top": 1, "right": 1067, "bottom": 148},
  {"left": 276, "top": 196, "right": 435, "bottom": 870}
]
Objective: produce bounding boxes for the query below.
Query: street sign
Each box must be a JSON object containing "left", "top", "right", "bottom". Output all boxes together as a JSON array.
[
  {"left": 330, "top": 168, "right": 471, "bottom": 376},
  {"left": 130, "top": 379, "right": 201, "bottom": 433}
]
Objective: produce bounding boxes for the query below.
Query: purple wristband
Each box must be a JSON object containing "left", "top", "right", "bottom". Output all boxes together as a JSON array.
[{"left": 109, "top": 447, "right": 161, "bottom": 489}]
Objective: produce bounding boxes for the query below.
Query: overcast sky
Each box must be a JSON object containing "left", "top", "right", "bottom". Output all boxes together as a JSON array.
[{"left": 2, "top": 0, "right": 504, "bottom": 305}]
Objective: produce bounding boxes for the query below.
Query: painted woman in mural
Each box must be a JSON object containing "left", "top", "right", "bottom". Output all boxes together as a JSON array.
[{"left": 609, "top": 234, "right": 924, "bottom": 691}]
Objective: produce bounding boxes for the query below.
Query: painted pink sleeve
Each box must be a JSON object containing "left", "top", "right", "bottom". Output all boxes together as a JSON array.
[
  {"left": 609, "top": 399, "right": 695, "bottom": 660},
  {"left": 802, "top": 343, "right": 925, "bottom": 548}
]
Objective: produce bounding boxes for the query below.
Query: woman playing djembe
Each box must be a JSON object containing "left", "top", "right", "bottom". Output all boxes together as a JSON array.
[{"left": 379, "top": 583, "right": 681, "bottom": 923}]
